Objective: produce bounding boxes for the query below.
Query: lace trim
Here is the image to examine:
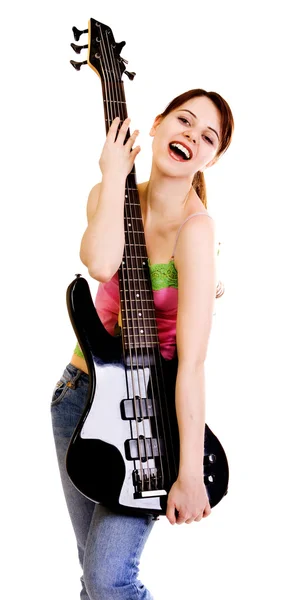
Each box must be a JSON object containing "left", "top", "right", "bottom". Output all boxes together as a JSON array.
[{"left": 148, "top": 258, "right": 178, "bottom": 291}]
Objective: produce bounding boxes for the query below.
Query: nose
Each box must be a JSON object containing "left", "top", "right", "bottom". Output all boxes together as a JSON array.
[{"left": 184, "top": 131, "right": 197, "bottom": 144}]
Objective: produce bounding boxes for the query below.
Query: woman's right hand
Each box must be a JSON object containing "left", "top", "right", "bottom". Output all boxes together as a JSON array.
[{"left": 99, "top": 116, "right": 141, "bottom": 180}]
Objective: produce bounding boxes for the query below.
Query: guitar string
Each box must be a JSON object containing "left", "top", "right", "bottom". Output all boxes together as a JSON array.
[
  {"left": 98, "top": 32, "right": 147, "bottom": 470},
  {"left": 102, "top": 31, "right": 155, "bottom": 492},
  {"left": 111, "top": 45, "right": 178, "bottom": 491},
  {"left": 106, "top": 32, "right": 157, "bottom": 490},
  {"left": 104, "top": 30, "right": 177, "bottom": 492}
]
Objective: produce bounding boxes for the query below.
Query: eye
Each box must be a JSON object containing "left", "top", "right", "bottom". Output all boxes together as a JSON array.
[
  {"left": 204, "top": 135, "right": 214, "bottom": 145},
  {"left": 178, "top": 116, "right": 190, "bottom": 125},
  {"left": 178, "top": 117, "right": 214, "bottom": 145}
]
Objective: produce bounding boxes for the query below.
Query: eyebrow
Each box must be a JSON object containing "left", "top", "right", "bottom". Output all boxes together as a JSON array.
[{"left": 178, "top": 109, "right": 220, "bottom": 140}]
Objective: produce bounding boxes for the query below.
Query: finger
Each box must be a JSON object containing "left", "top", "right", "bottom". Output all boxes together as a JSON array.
[
  {"left": 120, "top": 116, "right": 131, "bottom": 128},
  {"left": 176, "top": 512, "right": 188, "bottom": 525},
  {"left": 126, "top": 130, "right": 140, "bottom": 148},
  {"left": 166, "top": 502, "right": 176, "bottom": 525},
  {"left": 129, "top": 145, "right": 141, "bottom": 159},
  {"left": 115, "top": 117, "right": 131, "bottom": 142},
  {"left": 203, "top": 504, "right": 211, "bottom": 518},
  {"left": 107, "top": 116, "right": 121, "bottom": 138},
  {"left": 194, "top": 514, "right": 203, "bottom": 522}
]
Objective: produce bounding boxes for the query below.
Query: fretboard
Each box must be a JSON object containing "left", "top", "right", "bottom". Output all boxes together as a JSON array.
[{"left": 101, "top": 81, "right": 159, "bottom": 353}]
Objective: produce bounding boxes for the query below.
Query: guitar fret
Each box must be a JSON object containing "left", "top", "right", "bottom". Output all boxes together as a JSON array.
[
  {"left": 121, "top": 315, "right": 156, "bottom": 321},
  {"left": 123, "top": 243, "right": 150, "bottom": 247},
  {"left": 121, "top": 291, "right": 153, "bottom": 295},
  {"left": 122, "top": 325, "right": 158, "bottom": 330},
  {"left": 123, "top": 343, "right": 158, "bottom": 348},
  {"left": 122, "top": 310, "right": 156, "bottom": 327},
  {"left": 119, "top": 284, "right": 151, "bottom": 288},
  {"left": 118, "top": 268, "right": 148, "bottom": 272},
  {"left": 120, "top": 279, "right": 152, "bottom": 283},
  {"left": 121, "top": 299, "right": 155, "bottom": 303},
  {"left": 121, "top": 262, "right": 148, "bottom": 267},
  {"left": 123, "top": 335, "right": 158, "bottom": 340},
  {"left": 119, "top": 265, "right": 149, "bottom": 269},
  {"left": 123, "top": 334, "right": 157, "bottom": 338},
  {"left": 119, "top": 281, "right": 151, "bottom": 285},
  {"left": 121, "top": 306, "right": 155, "bottom": 311},
  {"left": 120, "top": 270, "right": 149, "bottom": 274},
  {"left": 121, "top": 297, "right": 154, "bottom": 301},
  {"left": 124, "top": 288, "right": 151, "bottom": 292}
]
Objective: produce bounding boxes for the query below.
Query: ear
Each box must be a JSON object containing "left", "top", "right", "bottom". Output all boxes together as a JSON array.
[{"left": 149, "top": 114, "right": 163, "bottom": 137}]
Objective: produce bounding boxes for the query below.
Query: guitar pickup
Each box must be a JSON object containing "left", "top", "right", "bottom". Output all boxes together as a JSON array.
[
  {"left": 121, "top": 396, "right": 155, "bottom": 420},
  {"left": 125, "top": 436, "right": 164, "bottom": 461}
]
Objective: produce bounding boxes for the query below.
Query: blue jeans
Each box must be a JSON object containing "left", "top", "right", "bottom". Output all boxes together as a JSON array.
[{"left": 50, "top": 363, "right": 157, "bottom": 600}]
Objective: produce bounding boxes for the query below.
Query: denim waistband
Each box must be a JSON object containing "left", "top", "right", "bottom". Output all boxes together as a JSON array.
[{"left": 63, "top": 362, "right": 90, "bottom": 384}]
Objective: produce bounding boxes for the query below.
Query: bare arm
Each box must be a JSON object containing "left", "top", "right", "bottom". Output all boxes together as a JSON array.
[
  {"left": 174, "top": 215, "right": 217, "bottom": 474},
  {"left": 176, "top": 365, "right": 206, "bottom": 478},
  {"left": 80, "top": 116, "right": 141, "bottom": 282},
  {"left": 79, "top": 176, "right": 126, "bottom": 282},
  {"left": 165, "top": 215, "right": 216, "bottom": 525}
]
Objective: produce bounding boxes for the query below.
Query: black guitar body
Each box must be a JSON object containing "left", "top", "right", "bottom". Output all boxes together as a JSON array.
[{"left": 66, "top": 275, "right": 229, "bottom": 518}]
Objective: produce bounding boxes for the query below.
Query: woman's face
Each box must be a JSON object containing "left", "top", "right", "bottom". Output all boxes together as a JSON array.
[{"left": 150, "top": 95, "right": 221, "bottom": 177}]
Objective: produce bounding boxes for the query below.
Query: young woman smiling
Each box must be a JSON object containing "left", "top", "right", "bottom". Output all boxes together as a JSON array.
[{"left": 51, "top": 88, "right": 234, "bottom": 600}]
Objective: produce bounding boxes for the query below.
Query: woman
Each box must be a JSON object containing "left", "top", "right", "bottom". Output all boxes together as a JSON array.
[{"left": 51, "top": 88, "right": 234, "bottom": 600}]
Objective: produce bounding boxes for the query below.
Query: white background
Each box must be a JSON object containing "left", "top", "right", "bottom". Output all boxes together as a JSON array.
[{"left": 1, "top": 1, "right": 301, "bottom": 598}]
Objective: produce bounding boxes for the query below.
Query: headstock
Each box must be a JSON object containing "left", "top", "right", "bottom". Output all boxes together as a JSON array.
[{"left": 70, "top": 18, "right": 136, "bottom": 82}]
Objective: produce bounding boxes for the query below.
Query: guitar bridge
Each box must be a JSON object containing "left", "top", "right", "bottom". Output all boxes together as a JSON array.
[{"left": 132, "top": 468, "right": 167, "bottom": 498}]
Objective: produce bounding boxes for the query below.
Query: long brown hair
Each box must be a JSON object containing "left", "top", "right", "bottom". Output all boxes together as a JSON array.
[{"left": 159, "top": 88, "right": 235, "bottom": 299}]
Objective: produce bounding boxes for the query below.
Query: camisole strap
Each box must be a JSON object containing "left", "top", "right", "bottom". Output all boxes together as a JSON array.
[{"left": 171, "top": 212, "right": 214, "bottom": 258}]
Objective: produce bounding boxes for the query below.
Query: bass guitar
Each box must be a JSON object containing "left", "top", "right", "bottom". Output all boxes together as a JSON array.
[{"left": 66, "top": 17, "right": 229, "bottom": 518}]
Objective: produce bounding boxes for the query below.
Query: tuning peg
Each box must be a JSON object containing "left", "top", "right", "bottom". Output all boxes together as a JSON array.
[
  {"left": 70, "top": 43, "right": 88, "bottom": 54},
  {"left": 70, "top": 59, "right": 88, "bottom": 71},
  {"left": 124, "top": 71, "right": 136, "bottom": 80},
  {"left": 119, "top": 55, "right": 129, "bottom": 65},
  {"left": 72, "top": 26, "right": 88, "bottom": 41}
]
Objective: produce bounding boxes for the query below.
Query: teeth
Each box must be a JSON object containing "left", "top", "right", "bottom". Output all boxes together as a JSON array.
[{"left": 170, "top": 142, "right": 191, "bottom": 159}]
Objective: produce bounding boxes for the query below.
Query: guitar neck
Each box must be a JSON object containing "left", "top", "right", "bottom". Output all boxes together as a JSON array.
[
  {"left": 101, "top": 80, "right": 137, "bottom": 191},
  {"left": 100, "top": 80, "right": 158, "bottom": 356}
]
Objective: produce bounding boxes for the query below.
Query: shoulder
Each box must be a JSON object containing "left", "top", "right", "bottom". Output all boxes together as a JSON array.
[
  {"left": 175, "top": 213, "right": 217, "bottom": 370},
  {"left": 174, "top": 211, "right": 216, "bottom": 272},
  {"left": 175, "top": 214, "right": 217, "bottom": 366}
]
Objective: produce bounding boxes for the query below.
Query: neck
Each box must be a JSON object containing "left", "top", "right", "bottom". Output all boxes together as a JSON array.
[{"left": 143, "top": 167, "right": 193, "bottom": 223}]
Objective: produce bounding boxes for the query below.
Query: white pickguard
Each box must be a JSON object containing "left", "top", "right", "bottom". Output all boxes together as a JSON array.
[{"left": 81, "top": 363, "right": 163, "bottom": 511}]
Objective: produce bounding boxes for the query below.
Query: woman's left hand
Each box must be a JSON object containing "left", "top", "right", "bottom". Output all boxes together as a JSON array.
[{"left": 166, "top": 474, "right": 211, "bottom": 525}]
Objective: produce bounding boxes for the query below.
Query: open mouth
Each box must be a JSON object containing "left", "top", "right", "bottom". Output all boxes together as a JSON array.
[{"left": 168, "top": 141, "right": 192, "bottom": 161}]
